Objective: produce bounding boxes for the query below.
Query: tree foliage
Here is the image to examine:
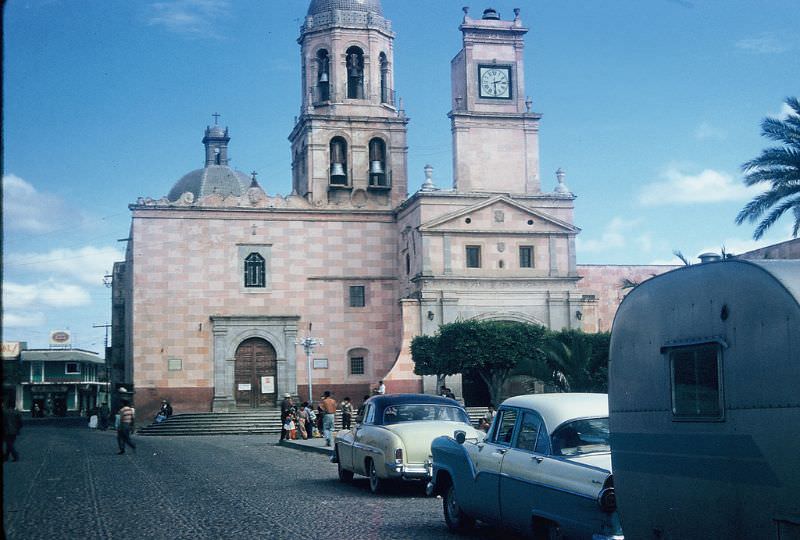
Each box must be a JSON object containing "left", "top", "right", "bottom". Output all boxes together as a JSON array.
[
  {"left": 410, "top": 320, "right": 611, "bottom": 403},
  {"left": 736, "top": 96, "right": 800, "bottom": 239}
]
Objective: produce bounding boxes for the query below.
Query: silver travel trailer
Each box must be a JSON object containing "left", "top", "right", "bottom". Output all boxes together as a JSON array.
[{"left": 608, "top": 259, "right": 800, "bottom": 539}]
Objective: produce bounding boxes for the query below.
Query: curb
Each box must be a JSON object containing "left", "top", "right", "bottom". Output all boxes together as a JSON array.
[{"left": 278, "top": 439, "right": 335, "bottom": 457}]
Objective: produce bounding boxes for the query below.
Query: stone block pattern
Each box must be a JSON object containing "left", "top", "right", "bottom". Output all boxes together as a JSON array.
[
  {"left": 576, "top": 265, "right": 679, "bottom": 331},
  {"left": 131, "top": 209, "right": 400, "bottom": 411}
]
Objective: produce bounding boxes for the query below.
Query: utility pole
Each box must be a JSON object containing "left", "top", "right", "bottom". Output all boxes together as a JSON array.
[{"left": 93, "top": 323, "right": 112, "bottom": 404}]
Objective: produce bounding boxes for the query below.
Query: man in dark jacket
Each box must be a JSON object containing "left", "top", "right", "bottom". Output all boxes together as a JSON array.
[{"left": 3, "top": 402, "right": 23, "bottom": 462}]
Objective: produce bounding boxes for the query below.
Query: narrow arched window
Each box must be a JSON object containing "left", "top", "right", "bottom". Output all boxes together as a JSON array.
[
  {"left": 346, "top": 46, "right": 364, "bottom": 99},
  {"left": 368, "top": 138, "right": 387, "bottom": 187},
  {"left": 316, "top": 49, "right": 330, "bottom": 102},
  {"left": 244, "top": 252, "right": 265, "bottom": 288},
  {"left": 379, "top": 52, "right": 390, "bottom": 104},
  {"left": 330, "top": 137, "right": 348, "bottom": 186}
]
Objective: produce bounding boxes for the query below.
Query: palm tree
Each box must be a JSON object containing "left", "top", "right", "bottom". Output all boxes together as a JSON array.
[{"left": 736, "top": 96, "right": 800, "bottom": 239}]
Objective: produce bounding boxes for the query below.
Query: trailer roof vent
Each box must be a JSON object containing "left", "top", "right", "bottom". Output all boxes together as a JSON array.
[{"left": 698, "top": 252, "right": 721, "bottom": 264}]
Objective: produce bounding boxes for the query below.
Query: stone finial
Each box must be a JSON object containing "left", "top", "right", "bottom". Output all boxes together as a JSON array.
[
  {"left": 554, "top": 168, "right": 570, "bottom": 194},
  {"left": 421, "top": 164, "right": 436, "bottom": 191},
  {"left": 513, "top": 8, "right": 521, "bottom": 23},
  {"left": 462, "top": 6, "right": 469, "bottom": 22},
  {"left": 525, "top": 97, "right": 532, "bottom": 112}
]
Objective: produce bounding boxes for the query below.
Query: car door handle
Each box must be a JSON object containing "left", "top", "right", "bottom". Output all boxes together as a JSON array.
[
  {"left": 494, "top": 448, "right": 508, "bottom": 456},
  {"left": 531, "top": 455, "right": 543, "bottom": 463}
]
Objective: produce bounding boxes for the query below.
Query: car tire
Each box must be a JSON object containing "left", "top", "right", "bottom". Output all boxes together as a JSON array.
[
  {"left": 336, "top": 448, "right": 354, "bottom": 483},
  {"left": 443, "top": 483, "right": 474, "bottom": 532},
  {"left": 367, "top": 458, "right": 383, "bottom": 494}
]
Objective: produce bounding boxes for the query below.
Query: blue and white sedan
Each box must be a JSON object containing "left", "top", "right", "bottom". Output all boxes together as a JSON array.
[{"left": 427, "top": 393, "right": 623, "bottom": 539}]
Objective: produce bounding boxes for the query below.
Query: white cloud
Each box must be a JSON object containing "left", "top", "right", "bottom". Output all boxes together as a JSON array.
[
  {"left": 735, "top": 34, "right": 789, "bottom": 54},
  {"left": 638, "top": 166, "right": 760, "bottom": 207},
  {"left": 2, "top": 311, "right": 47, "bottom": 329},
  {"left": 694, "top": 121, "right": 727, "bottom": 141},
  {"left": 577, "top": 217, "right": 642, "bottom": 253},
  {"left": 147, "top": 0, "right": 231, "bottom": 38},
  {"left": 5, "top": 246, "right": 122, "bottom": 286},
  {"left": 2, "top": 174, "right": 81, "bottom": 233},
  {"left": 776, "top": 102, "right": 795, "bottom": 120},
  {"left": 2, "top": 280, "right": 91, "bottom": 310}
]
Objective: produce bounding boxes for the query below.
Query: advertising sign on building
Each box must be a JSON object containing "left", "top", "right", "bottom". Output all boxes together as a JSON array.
[
  {"left": 2, "top": 342, "right": 21, "bottom": 359},
  {"left": 49, "top": 330, "right": 72, "bottom": 347}
]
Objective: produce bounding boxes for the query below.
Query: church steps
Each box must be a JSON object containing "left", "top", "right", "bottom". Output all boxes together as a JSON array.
[{"left": 136, "top": 407, "right": 490, "bottom": 436}]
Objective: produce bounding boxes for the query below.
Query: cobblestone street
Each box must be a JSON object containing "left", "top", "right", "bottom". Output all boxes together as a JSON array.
[{"left": 3, "top": 423, "right": 516, "bottom": 540}]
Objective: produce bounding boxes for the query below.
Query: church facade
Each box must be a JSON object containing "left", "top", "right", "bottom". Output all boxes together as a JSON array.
[{"left": 112, "top": 1, "right": 665, "bottom": 417}]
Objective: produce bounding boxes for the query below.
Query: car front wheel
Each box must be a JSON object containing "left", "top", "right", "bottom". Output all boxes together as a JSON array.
[
  {"left": 443, "top": 483, "right": 474, "bottom": 532},
  {"left": 336, "top": 448, "right": 353, "bottom": 483},
  {"left": 367, "top": 459, "right": 383, "bottom": 494}
]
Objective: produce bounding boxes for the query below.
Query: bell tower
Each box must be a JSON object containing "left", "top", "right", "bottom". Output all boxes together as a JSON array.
[
  {"left": 450, "top": 7, "right": 541, "bottom": 194},
  {"left": 289, "top": 0, "right": 409, "bottom": 208}
]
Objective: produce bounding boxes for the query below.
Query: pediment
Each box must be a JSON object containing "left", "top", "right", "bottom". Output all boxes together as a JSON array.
[{"left": 419, "top": 196, "right": 579, "bottom": 234}]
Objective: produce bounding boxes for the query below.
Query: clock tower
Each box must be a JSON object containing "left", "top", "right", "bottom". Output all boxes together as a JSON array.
[
  {"left": 450, "top": 8, "right": 541, "bottom": 194},
  {"left": 289, "top": 0, "right": 409, "bottom": 208}
]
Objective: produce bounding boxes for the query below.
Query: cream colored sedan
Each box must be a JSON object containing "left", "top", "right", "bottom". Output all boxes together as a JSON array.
[{"left": 331, "top": 394, "right": 484, "bottom": 493}]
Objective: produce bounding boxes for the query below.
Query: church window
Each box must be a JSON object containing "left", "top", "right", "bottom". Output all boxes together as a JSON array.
[
  {"left": 346, "top": 46, "right": 364, "bottom": 99},
  {"left": 350, "top": 355, "right": 365, "bottom": 375},
  {"left": 316, "top": 49, "right": 330, "bottom": 102},
  {"left": 349, "top": 285, "right": 366, "bottom": 307},
  {"left": 379, "top": 52, "right": 391, "bottom": 104},
  {"left": 329, "top": 137, "right": 348, "bottom": 186},
  {"left": 405, "top": 253, "right": 410, "bottom": 275},
  {"left": 368, "top": 138, "right": 388, "bottom": 187},
  {"left": 466, "top": 246, "right": 481, "bottom": 268},
  {"left": 244, "top": 252, "right": 266, "bottom": 288},
  {"left": 519, "top": 246, "right": 534, "bottom": 268}
]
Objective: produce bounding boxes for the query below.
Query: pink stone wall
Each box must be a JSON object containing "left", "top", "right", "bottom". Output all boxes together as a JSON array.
[
  {"left": 131, "top": 209, "right": 401, "bottom": 400},
  {"left": 738, "top": 238, "right": 800, "bottom": 260},
  {"left": 576, "top": 265, "right": 679, "bottom": 331}
]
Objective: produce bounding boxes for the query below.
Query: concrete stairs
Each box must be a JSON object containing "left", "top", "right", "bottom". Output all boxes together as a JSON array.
[{"left": 137, "top": 407, "right": 491, "bottom": 436}]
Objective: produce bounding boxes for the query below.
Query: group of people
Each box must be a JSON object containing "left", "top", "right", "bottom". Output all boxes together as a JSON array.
[
  {"left": 279, "top": 391, "right": 358, "bottom": 447},
  {"left": 478, "top": 404, "right": 497, "bottom": 432}
]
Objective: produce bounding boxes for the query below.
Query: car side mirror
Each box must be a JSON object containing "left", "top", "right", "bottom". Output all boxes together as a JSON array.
[
  {"left": 355, "top": 415, "right": 363, "bottom": 424},
  {"left": 454, "top": 430, "right": 467, "bottom": 444}
]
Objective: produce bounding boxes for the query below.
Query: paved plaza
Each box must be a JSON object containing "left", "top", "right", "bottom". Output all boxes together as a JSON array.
[{"left": 3, "top": 423, "right": 517, "bottom": 540}]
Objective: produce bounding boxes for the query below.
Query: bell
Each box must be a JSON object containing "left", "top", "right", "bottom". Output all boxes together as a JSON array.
[
  {"left": 331, "top": 162, "right": 346, "bottom": 178},
  {"left": 319, "top": 71, "right": 328, "bottom": 83},
  {"left": 370, "top": 160, "right": 384, "bottom": 174}
]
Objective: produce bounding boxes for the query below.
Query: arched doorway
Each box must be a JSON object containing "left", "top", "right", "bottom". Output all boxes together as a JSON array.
[{"left": 234, "top": 338, "right": 277, "bottom": 408}]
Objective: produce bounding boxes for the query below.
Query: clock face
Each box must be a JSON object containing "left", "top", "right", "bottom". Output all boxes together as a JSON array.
[{"left": 479, "top": 66, "right": 512, "bottom": 99}]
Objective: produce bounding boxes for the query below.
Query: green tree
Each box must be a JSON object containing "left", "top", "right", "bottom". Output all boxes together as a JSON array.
[
  {"left": 410, "top": 334, "right": 459, "bottom": 390},
  {"left": 529, "top": 330, "right": 611, "bottom": 393},
  {"left": 736, "top": 96, "right": 800, "bottom": 239},
  {"left": 434, "top": 320, "right": 549, "bottom": 405}
]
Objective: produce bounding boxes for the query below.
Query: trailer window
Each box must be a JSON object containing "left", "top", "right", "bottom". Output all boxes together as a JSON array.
[{"left": 669, "top": 343, "right": 723, "bottom": 420}]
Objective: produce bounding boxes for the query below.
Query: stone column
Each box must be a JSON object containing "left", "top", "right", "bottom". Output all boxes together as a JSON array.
[
  {"left": 281, "top": 324, "right": 299, "bottom": 399},
  {"left": 212, "top": 325, "right": 235, "bottom": 412}
]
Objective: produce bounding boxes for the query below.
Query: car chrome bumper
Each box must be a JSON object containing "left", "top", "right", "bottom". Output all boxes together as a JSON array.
[
  {"left": 592, "top": 535, "right": 624, "bottom": 540},
  {"left": 387, "top": 463, "right": 432, "bottom": 480}
]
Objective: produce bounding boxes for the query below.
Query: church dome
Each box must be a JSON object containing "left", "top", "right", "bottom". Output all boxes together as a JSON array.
[
  {"left": 307, "top": 0, "right": 383, "bottom": 17},
  {"left": 167, "top": 165, "right": 250, "bottom": 202}
]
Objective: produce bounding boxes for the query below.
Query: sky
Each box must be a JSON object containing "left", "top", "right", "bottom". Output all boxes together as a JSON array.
[{"left": 3, "top": 0, "right": 798, "bottom": 351}]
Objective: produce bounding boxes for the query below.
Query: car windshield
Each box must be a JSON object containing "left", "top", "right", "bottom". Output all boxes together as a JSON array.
[
  {"left": 381, "top": 404, "right": 470, "bottom": 425},
  {"left": 551, "top": 417, "right": 610, "bottom": 456}
]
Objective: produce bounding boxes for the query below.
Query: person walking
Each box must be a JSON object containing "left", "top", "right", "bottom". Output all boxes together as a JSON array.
[
  {"left": 340, "top": 397, "right": 353, "bottom": 430},
  {"left": 116, "top": 400, "right": 136, "bottom": 455},
  {"left": 3, "top": 402, "right": 23, "bottom": 462},
  {"left": 320, "top": 391, "right": 337, "bottom": 447}
]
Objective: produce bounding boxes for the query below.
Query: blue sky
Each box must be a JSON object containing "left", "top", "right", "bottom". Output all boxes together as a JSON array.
[{"left": 3, "top": 0, "right": 798, "bottom": 350}]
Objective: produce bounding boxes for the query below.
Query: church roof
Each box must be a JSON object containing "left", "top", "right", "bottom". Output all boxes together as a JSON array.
[
  {"left": 307, "top": 0, "right": 383, "bottom": 17},
  {"left": 167, "top": 165, "right": 250, "bottom": 202}
]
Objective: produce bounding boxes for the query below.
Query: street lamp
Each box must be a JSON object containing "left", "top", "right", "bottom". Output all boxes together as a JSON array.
[{"left": 294, "top": 324, "right": 323, "bottom": 402}]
